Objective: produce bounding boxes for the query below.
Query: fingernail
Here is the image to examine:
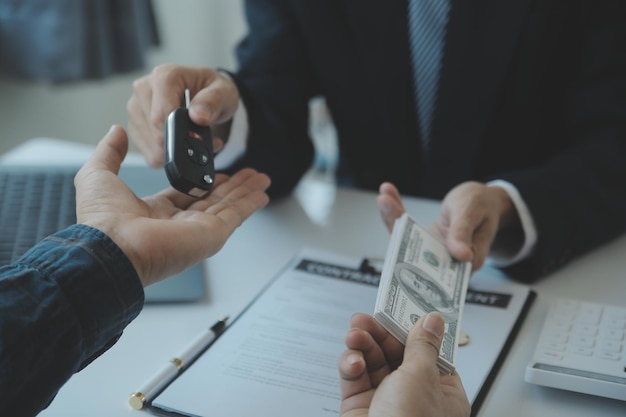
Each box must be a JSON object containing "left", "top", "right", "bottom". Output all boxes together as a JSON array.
[
  {"left": 422, "top": 311, "right": 445, "bottom": 337},
  {"left": 347, "top": 353, "right": 363, "bottom": 366},
  {"left": 191, "top": 103, "right": 212, "bottom": 123}
]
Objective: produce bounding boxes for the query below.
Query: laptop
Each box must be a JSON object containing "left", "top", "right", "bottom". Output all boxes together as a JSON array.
[{"left": 0, "top": 164, "right": 206, "bottom": 303}]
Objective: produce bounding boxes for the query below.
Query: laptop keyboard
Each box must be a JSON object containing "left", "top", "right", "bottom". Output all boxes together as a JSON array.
[
  {"left": 0, "top": 165, "right": 207, "bottom": 302},
  {"left": 0, "top": 170, "right": 76, "bottom": 265}
]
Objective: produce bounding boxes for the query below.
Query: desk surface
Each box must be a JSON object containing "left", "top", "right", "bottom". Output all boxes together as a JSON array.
[{"left": 4, "top": 140, "right": 626, "bottom": 417}]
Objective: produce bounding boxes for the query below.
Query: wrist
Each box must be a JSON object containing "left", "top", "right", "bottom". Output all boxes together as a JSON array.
[{"left": 80, "top": 219, "right": 147, "bottom": 287}]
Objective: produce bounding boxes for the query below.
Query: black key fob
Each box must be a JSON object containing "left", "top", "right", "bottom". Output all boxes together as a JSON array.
[{"left": 164, "top": 90, "right": 215, "bottom": 197}]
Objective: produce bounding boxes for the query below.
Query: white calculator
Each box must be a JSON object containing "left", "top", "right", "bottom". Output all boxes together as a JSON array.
[{"left": 525, "top": 298, "right": 626, "bottom": 401}]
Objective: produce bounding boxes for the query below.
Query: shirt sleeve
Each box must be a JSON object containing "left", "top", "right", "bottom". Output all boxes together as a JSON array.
[
  {"left": 0, "top": 224, "right": 145, "bottom": 417},
  {"left": 486, "top": 180, "right": 538, "bottom": 267},
  {"left": 214, "top": 98, "right": 249, "bottom": 169}
]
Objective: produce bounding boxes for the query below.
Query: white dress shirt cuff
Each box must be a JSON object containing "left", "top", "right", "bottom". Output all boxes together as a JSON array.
[
  {"left": 486, "top": 180, "right": 538, "bottom": 267},
  {"left": 214, "top": 98, "right": 248, "bottom": 169}
]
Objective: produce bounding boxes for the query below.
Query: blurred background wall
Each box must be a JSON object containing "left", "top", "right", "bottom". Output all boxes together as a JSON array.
[{"left": 0, "top": 0, "right": 247, "bottom": 156}]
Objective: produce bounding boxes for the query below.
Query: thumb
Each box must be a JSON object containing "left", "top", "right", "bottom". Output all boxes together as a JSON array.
[
  {"left": 445, "top": 215, "right": 475, "bottom": 263},
  {"left": 377, "top": 182, "right": 405, "bottom": 232},
  {"left": 189, "top": 78, "right": 239, "bottom": 126},
  {"left": 402, "top": 312, "right": 445, "bottom": 369},
  {"left": 76, "top": 125, "right": 128, "bottom": 182}
]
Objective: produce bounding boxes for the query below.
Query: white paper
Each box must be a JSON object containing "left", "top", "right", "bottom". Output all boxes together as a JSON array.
[{"left": 152, "top": 249, "right": 379, "bottom": 417}]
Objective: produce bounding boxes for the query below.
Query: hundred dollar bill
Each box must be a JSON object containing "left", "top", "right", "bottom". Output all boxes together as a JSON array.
[{"left": 374, "top": 213, "right": 471, "bottom": 374}]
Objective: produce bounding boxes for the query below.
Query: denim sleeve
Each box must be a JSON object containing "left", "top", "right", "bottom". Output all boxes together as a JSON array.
[{"left": 0, "top": 224, "right": 145, "bottom": 417}]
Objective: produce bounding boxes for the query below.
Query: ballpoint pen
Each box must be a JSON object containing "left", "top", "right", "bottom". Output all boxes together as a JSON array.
[{"left": 128, "top": 316, "right": 229, "bottom": 410}]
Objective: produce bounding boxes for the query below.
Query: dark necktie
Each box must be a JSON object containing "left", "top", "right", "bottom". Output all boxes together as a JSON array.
[{"left": 408, "top": 0, "right": 451, "bottom": 150}]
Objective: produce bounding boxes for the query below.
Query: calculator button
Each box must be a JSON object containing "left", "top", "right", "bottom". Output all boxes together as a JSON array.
[
  {"left": 569, "top": 346, "right": 593, "bottom": 356},
  {"left": 540, "top": 351, "right": 564, "bottom": 360},
  {"left": 576, "top": 305, "right": 602, "bottom": 324},
  {"left": 572, "top": 335, "right": 595, "bottom": 348},
  {"left": 600, "top": 340, "right": 623, "bottom": 353},
  {"left": 548, "top": 322, "right": 571, "bottom": 333},
  {"left": 546, "top": 333, "right": 569, "bottom": 344},
  {"left": 544, "top": 342, "right": 567, "bottom": 352},
  {"left": 606, "top": 318, "right": 626, "bottom": 330},
  {"left": 596, "top": 351, "right": 621, "bottom": 361},
  {"left": 553, "top": 312, "right": 575, "bottom": 323},
  {"left": 603, "top": 329, "right": 624, "bottom": 340},
  {"left": 572, "top": 324, "right": 597, "bottom": 336}
]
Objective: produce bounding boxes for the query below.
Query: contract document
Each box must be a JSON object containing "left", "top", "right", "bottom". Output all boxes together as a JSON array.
[{"left": 148, "top": 248, "right": 534, "bottom": 417}]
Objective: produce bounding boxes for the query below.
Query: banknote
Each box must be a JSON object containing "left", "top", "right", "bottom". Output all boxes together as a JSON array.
[{"left": 374, "top": 213, "right": 471, "bottom": 374}]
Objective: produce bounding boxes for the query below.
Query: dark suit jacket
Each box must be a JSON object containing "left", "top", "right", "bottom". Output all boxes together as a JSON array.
[{"left": 229, "top": 0, "right": 626, "bottom": 281}]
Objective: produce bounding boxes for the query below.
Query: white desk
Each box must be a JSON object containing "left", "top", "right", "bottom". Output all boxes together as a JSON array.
[{"left": 3, "top": 140, "right": 626, "bottom": 417}]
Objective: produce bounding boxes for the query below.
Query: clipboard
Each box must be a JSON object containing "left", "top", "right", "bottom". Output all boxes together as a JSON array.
[{"left": 143, "top": 248, "right": 535, "bottom": 417}]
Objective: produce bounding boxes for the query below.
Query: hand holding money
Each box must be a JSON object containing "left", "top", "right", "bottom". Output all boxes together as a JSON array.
[
  {"left": 339, "top": 312, "right": 471, "bottom": 417},
  {"left": 374, "top": 213, "right": 471, "bottom": 374}
]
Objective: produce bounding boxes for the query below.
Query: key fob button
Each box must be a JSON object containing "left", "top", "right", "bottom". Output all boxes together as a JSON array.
[{"left": 184, "top": 138, "right": 210, "bottom": 166}]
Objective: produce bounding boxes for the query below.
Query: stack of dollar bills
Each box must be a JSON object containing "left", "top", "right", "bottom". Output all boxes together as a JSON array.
[{"left": 374, "top": 213, "right": 471, "bottom": 374}]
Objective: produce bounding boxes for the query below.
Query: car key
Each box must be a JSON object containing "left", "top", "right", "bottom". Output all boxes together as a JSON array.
[{"left": 164, "top": 89, "right": 215, "bottom": 197}]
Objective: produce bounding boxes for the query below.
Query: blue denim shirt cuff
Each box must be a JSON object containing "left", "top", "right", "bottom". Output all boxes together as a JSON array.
[{"left": 18, "top": 224, "right": 145, "bottom": 367}]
